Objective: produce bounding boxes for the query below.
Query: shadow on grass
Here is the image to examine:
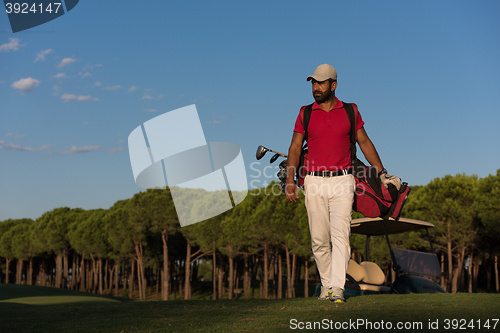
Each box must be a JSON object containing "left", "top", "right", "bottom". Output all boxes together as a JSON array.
[{"left": 0, "top": 283, "right": 133, "bottom": 305}]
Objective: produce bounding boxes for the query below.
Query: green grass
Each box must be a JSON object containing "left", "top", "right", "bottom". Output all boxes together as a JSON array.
[{"left": 0, "top": 284, "right": 499, "bottom": 332}]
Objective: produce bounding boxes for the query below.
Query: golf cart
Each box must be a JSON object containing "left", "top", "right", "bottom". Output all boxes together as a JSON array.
[{"left": 344, "top": 217, "right": 445, "bottom": 296}]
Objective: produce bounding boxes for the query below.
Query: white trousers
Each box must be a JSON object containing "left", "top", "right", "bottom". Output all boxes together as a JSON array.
[{"left": 304, "top": 174, "right": 355, "bottom": 290}]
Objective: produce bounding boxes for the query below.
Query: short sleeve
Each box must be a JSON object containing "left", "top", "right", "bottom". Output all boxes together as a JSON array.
[
  {"left": 293, "top": 106, "right": 306, "bottom": 134},
  {"left": 352, "top": 103, "right": 365, "bottom": 139}
]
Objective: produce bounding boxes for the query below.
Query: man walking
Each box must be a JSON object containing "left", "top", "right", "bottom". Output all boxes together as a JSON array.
[{"left": 285, "top": 64, "right": 396, "bottom": 302}]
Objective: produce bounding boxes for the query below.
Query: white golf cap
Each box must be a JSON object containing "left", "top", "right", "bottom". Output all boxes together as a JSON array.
[{"left": 306, "top": 64, "right": 337, "bottom": 82}]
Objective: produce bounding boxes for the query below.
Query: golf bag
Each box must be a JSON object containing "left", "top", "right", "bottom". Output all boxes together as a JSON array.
[{"left": 344, "top": 103, "right": 411, "bottom": 220}]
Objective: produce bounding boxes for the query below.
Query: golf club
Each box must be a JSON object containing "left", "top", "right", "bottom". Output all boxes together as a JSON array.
[
  {"left": 270, "top": 153, "right": 280, "bottom": 163},
  {"left": 256, "top": 145, "right": 288, "bottom": 160}
]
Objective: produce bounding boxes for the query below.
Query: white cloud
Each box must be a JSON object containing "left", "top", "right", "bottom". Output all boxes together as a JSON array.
[
  {"left": 11, "top": 77, "right": 40, "bottom": 94},
  {"left": 108, "top": 147, "right": 125, "bottom": 153},
  {"left": 92, "top": 82, "right": 101, "bottom": 87},
  {"left": 104, "top": 85, "right": 122, "bottom": 90},
  {"left": 61, "top": 94, "right": 99, "bottom": 102},
  {"left": 129, "top": 86, "right": 138, "bottom": 92},
  {"left": 142, "top": 95, "right": 154, "bottom": 100},
  {"left": 5, "top": 133, "right": 13, "bottom": 137},
  {"left": 145, "top": 109, "right": 158, "bottom": 112},
  {"left": 58, "top": 145, "right": 102, "bottom": 154},
  {"left": 79, "top": 71, "right": 92, "bottom": 78},
  {"left": 53, "top": 73, "right": 67, "bottom": 79},
  {"left": 0, "top": 38, "right": 24, "bottom": 52},
  {"left": 34, "top": 48, "right": 53, "bottom": 62},
  {"left": 0, "top": 143, "right": 51, "bottom": 152},
  {"left": 0, "top": 140, "right": 4, "bottom": 144},
  {"left": 57, "top": 57, "right": 77, "bottom": 68}
]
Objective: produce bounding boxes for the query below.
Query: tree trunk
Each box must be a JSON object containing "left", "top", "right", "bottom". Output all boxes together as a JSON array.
[
  {"left": 98, "top": 258, "right": 103, "bottom": 295},
  {"left": 285, "top": 247, "right": 291, "bottom": 298},
  {"left": 234, "top": 262, "right": 239, "bottom": 299},
  {"left": 80, "top": 256, "right": 86, "bottom": 292},
  {"left": 63, "top": 249, "right": 69, "bottom": 288},
  {"left": 89, "top": 260, "right": 94, "bottom": 292},
  {"left": 452, "top": 248, "right": 466, "bottom": 293},
  {"left": 228, "top": 256, "right": 234, "bottom": 300},
  {"left": 16, "top": 259, "right": 23, "bottom": 284},
  {"left": 108, "top": 261, "right": 114, "bottom": 292},
  {"left": 495, "top": 255, "right": 499, "bottom": 293},
  {"left": 134, "top": 242, "right": 147, "bottom": 300},
  {"left": 129, "top": 262, "right": 135, "bottom": 299},
  {"left": 179, "top": 261, "right": 183, "bottom": 298},
  {"left": 213, "top": 247, "right": 217, "bottom": 300},
  {"left": 156, "top": 266, "right": 159, "bottom": 300},
  {"left": 28, "top": 257, "right": 33, "bottom": 286},
  {"left": 71, "top": 252, "right": 76, "bottom": 290},
  {"left": 114, "top": 262, "right": 119, "bottom": 297},
  {"left": 473, "top": 257, "right": 479, "bottom": 293},
  {"left": 263, "top": 243, "right": 268, "bottom": 299},
  {"left": 2, "top": 258, "right": 7, "bottom": 284},
  {"left": 249, "top": 255, "right": 255, "bottom": 298},
  {"left": 291, "top": 253, "right": 297, "bottom": 298},
  {"left": 440, "top": 253, "right": 446, "bottom": 290},
  {"left": 38, "top": 259, "right": 45, "bottom": 287},
  {"left": 304, "top": 256, "right": 309, "bottom": 298},
  {"left": 218, "top": 255, "right": 224, "bottom": 300},
  {"left": 104, "top": 259, "right": 109, "bottom": 293},
  {"left": 486, "top": 256, "right": 492, "bottom": 293},
  {"left": 55, "top": 254, "right": 63, "bottom": 288},
  {"left": 243, "top": 253, "right": 249, "bottom": 299},
  {"left": 184, "top": 243, "right": 191, "bottom": 300},
  {"left": 272, "top": 251, "right": 277, "bottom": 299},
  {"left": 447, "top": 235, "right": 453, "bottom": 293},
  {"left": 93, "top": 256, "right": 99, "bottom": 293},
  {"left": 278, "top": 251, "right": 283, "bottom": 299},
  {"left": 162, "top": 230, "right": 169, "bottom": 301}
]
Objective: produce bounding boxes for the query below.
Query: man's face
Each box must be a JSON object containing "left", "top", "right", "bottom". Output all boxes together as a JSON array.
[{"left": 312, "top": 79, "right": 336, "bottom": 103}]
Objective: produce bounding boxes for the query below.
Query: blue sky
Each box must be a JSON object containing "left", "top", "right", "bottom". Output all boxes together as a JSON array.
[{"left": 1, "top": 0, "right": 500, "bottom": 221}]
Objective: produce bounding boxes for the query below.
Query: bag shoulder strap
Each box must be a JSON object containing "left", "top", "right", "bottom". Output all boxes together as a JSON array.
[
  {"left": 303, "top": 103, "right": 313, "bottom": 142},
  {"left": 343, "top": 102, "right": 357, "bottom": 166}
]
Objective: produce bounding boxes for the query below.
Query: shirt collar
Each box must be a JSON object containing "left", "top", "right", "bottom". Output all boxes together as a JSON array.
[{"left": 312, "top": 97, "right": 343, "bottom": 112}]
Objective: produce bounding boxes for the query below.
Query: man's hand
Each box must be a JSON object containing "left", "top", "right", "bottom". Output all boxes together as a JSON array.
[
  {"left": 380, "top": 170, "right": 401, "bottom": 191},
  {"left": 285, "top": 179, "right": 299, "bottom": 203},
  {"left": 285, "top": 131, "right": 304, "bottom": 203}
]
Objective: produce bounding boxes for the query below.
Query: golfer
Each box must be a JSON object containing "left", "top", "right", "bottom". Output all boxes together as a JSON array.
[{"left": 285, "top": 64, "right": 397, "bottom": 302}]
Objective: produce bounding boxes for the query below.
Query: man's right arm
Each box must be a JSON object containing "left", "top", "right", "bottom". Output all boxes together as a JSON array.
[{"left": 285, "top": 131, "right": 304, "bottom": 203}]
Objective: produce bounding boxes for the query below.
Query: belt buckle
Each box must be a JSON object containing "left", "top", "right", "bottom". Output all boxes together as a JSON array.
[{"left": 321, "top": 170, "right": 326, "bottom": 177}]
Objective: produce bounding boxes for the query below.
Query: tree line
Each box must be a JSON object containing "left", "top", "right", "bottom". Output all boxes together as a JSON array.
[{"left": 1, "top": 170, "right": 499, "bottom": 300}]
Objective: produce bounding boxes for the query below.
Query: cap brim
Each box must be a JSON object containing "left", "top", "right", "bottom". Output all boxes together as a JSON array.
[{"left": 306, "top": 75, "right": 329, "bottom": 82}]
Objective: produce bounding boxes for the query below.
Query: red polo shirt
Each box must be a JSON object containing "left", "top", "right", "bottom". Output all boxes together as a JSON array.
[{"left": 293, "top": 98, "right": 364, "bottom": 171}]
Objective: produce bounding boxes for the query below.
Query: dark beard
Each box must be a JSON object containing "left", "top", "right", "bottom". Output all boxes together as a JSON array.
[{"left": 313, "top": 89, "right": 333, "bottom": 104}]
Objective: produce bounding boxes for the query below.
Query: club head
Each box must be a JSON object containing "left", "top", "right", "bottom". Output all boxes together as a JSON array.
[
  {"left": 270, "top": 153, "right": 279, "bottom": 163},
  {"left": 256, "top": 145, "right": 269, "bottom": 160},
  {"left": 279, "top": 159, "right": 287, "bottom": 169}
]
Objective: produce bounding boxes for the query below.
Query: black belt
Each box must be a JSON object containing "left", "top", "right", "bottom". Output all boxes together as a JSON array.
[{"left": 306, "top": 168, "right": 353, "bottom": 177}]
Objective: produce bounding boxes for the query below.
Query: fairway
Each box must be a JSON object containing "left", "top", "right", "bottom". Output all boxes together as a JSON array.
[{"left": 1, "top": 284, "right": 499, "bottom": 332}]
